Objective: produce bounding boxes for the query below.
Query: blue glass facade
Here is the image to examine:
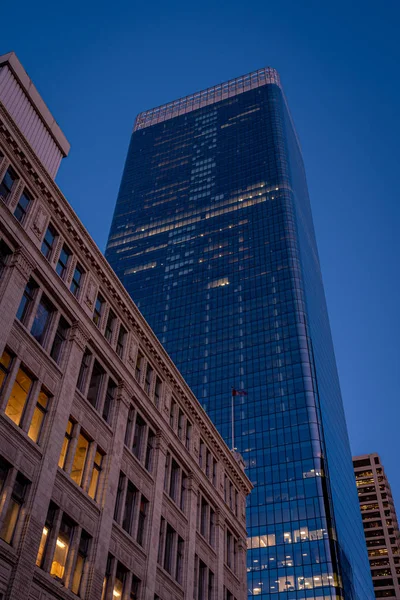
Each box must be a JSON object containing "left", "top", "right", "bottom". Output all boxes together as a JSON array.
[{"left": 106, "top": 71, "right": 373, "bottom": 599}]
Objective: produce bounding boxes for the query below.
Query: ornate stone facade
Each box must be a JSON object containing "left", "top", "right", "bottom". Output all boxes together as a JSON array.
[{"left": 0, "top": 53, "right": 251, "bottom": 600}]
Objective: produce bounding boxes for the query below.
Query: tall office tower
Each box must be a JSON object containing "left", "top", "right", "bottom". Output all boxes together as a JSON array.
[
  {"left": 106, "top": 68, "right": 374, "bottom": 599},
  {"left": 353, "top": 454, "right": 400, "bottom": 599}
]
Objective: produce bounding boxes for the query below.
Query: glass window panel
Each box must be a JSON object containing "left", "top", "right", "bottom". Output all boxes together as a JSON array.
[
  {"left": 50, "top": 515, "right": 74, "bottom": 580},
  {"left": 31, "top": 295, "right": 54, "bottom": 345},
  {"left": 70, "top": 433, "right": 89, "bottom": 486},
  {"left": 59, "top": 418, "right": 74, "bottom": 469},
  {"left": 14, "top": 190, "right": 32, "bottom": 223},
  {"left": 28, "top": 389, "right": 49, "bottom": 443},
  {"left": 5, "top": 367, "right": 33, "bottom": 426}
]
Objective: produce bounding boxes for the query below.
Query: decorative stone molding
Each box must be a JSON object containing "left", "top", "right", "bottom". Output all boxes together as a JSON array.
[
  {"left": 11, "top": 248, "right": 36, "bottom": 280},
  {"left": 187, "top": 471, "right": 201, "bottom": 492},
  {"left": 8, "top": 179, "right": 24, "bottom": 209},
  {"left": 30, "top": 202, "right": 49, "bottom": 240},
  {"left": 116, "top": 380, "right": 134, "bottom": 408},
  {"left": 84, "top": 275, "right": 98, "bottom": 310},
  {"left": 69, "top": 322, "right": 90, "bottom": 352},
  {"left": 127, "top": 334, "right": 139, "bottom": 369},
  {"left": 163, "top": 384, "right": 172, "bottom": 416},
  {"left": 155, "top": 429, "right": 169, "bottom": 454}
]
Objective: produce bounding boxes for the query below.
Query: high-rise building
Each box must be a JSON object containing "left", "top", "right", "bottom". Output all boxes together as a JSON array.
[
  {"left": 0, "top": 52, "right": 252, "bottom": 600},
  {"left": 353, "top": 454, "right": 400, "bottom": 599},
  {"left": 106, "top": 68, "right": 374, "bottom": 599}
]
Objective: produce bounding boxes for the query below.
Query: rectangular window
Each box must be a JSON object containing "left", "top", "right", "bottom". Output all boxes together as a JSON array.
[
  {"left": 206, "top": 450, "right": 211, "bottom": 478},
  {"left": 50, "top": 513, "right": 74, "bottom": 580},
  {"left": 210, "top": 509, "right": 215, "bottom": 547},
  {"left": 212, "top": 460, "right": 217, "bottom": 487},
  {"left": 124, "top": 406, "right": 135, "bottom": 447},
  {"left": 36, "top": 501, "right": 56, "bottom": 567},
  {"left": 114, "top": 472, "right": 125, "bottom": 522},
  {"left": 180, "top": 473, "right": 187, "bottom": 513},
  {"left": 169, "top": 399, "right": 176, "bottom": 429},
  {"left": 122, "top": 481, "right": 137, "bottom": 534},
  {"left": 70, "top": 432, "right": 90, "bottom": 486},
  {"left": 132, "top": 415, "right": 145, "bottom": 460},
  {"left": 16, "top": 278, "right": 37, "bottom": 324},
  {"left": 88, "top": 450, "right": 103, "bottom": 501},
  {"left": 0, "top": 240, "right": 12, "bottom": 279},
  {"left": 93, "top": 294, "right": 104, "bottom": 327},
  {"left": 102, "top": 555, "right": 113, "bottom": 600},
  {"left": 169, "top": 459, "right": 179, "bottom": 503},
  {"left": 185, "top": 421, "right": 192, "bottom": 450},
  {"left": 200, "top": 498, "right": 208, "bottom": 538},
  {"left": 0, "top": 166, "right": 17, "bottom": 200},
  {"left": 5, "top": 366, "right": 33, "bottom": 426},
  {"left": 56, "top": 245, "right": 71, "bottom": 280},
  {"left": 0, "top": 472, "right": 29, "bottom": 544},
  {"left": 87, "top": 360, "right": 105, "bottom": 409},
  {"left": 0, "top": 349, "right": 13, "bottom": 393},
  {"left": 113, "top": 562, "right": 127, "bottom": 600},
  {"left": 130, "top": 575, "right": 141, "bottom": 600},
  {"left": 144, "top": 363, "right": 153, "bottom": 395},
  {"left": 154, "top": 376, "right": 162, "bottom": 408},
  {"left": 137, "top": 496, "right": 148, "bottom": 547},
  {"left": 102, "top": 378, "right": 116, "bottom": 423},
  {"left": 158, "top": 518, "right": 165, "bottom": 564},
  {"left": 28, "top": 388, "right": 50, "bottom": 444},
  {"left": 208, "top": 570, "right": 214, "bottom": 600},
  {"left": 104, "top": 310, "right": 116, "bottom": 342},
  {"left": 77, "top": 349, "right": 92, "bottom": 393},
  {"left": 199, "top": 560, "right": 207, "bottom": 600},
  {"left": 164, "top": 525, "right": 174, "bottom": 573},
  {"left": 0, "top": 457, "right": 10, "bottom": 494},
  {"left": 50, "top": 317, "right": 70, "bottom": 364},
  {"left": 178, "top": 409, "right": 184, "bottom": 441},
  {"left": 116, "top": 325, "right": 127, "bottom": 358},
  {"left": 135, "top": 351, "right": 143, "bottom": 381},
  {"left": 31, "top": 294, "right": 54, "bottom": 346},
  {"left": 145, "top": 429, "right": 155, "bottom": 472},
  {"left": 14, "top": 189, "right": 32, "bottom": 223},
  {"left": 176, "top": 536, "right": 184, "bottom": 584},
  {"left": 71, "top": 529, "right": 91, "bottom": 595},
  {"left": 199, "top": 440, "right": 205, "bottom": 469},
  {"left": 59, "top": 418, "right": 74, "bottom": 469},
  {"left": 41, "top": 224, "right": 57, "bottom": 260},
  {"left": 70, "top": 263, "right": 84, "bottom": 298}
]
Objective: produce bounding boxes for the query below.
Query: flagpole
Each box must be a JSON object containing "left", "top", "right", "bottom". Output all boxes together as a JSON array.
[{"left": 231, "top": 389, "right": 234, "bottom": 451}]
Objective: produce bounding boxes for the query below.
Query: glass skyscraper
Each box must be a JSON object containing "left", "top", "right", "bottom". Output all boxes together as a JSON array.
[{"left": 106, "top": 68, "right": 374, "bottom": 599}]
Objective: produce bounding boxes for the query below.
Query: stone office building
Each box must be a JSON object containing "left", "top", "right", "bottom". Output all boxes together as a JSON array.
[{"left": 0, "top": 52, "right": 252, "bottom": 600}]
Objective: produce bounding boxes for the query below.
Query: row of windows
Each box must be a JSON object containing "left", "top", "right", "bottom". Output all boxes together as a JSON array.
[
  {"left": 114, "top": 471, "right": 149, "bottom": 546},
  {"left": 164, "top": 451, "right": 187, "bottom": 512},
  {"left": 125, "top": 404, "right": 156, "bottom": 472},
  {"left": 58, "top": 416, "right": 104, "bottom": 503},
  {"left": 197, "top": 491, "right": 215, "bottom": 547},
  {"left": 1, "top": 348, "right": 51, "bottom": 445},
  {"left": 102, "top": 554, "right": 141, "bottom": 600},
  {"left": 157, "top": 517, "right": 184, "bottom": 584},
  {"left": 0, "top": 162, "right": 33, "bottom": 225},
  {"left": 36, "top": 501, "right": 91, "bottom": 597},
  {"left": 77, "top": 349, "right": 117, "bottom": 425},
  {"left": 0, "top": 456, "right": 29, "bottom": 546},
  {"left": 194, "top": 554, "right": 214, "bottom": 600}
]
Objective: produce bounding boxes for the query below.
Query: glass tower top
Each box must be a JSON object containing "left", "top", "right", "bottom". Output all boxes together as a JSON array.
[{"left": 106, "top": 68, "right": 374, "bottom": 600}]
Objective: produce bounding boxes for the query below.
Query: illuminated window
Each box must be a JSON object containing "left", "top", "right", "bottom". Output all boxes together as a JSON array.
[
  {"left": 0, "top": 472, "right": 29, "bottom": 544},
  {"left": 113, "top": 562, "right": 128, "bottom": 599},
  {"left": 36, "top": 501, "right": 56, "bottom": 567},
  {"left": 4, "top": 366, "right": 33, "bottom": 426},
  {"left": 50, "top": 513, "right": 74, "bottom": 580},
  {"left": 70, "top": 432, "right": 90, "bottom": 486},
  {"left": 88, "top": 450, "right": 103, "bottom": 501},
  {"left": 28, "top": 388, "right": 50, "bottom": 443},
  {"left": 71, "top": 529, "right": 91, "bottom": 595},
  {"left": 0, "top": 349, "right": 13, "bottom": 393},
  {"left": 59, "top": 418, "right": 74, "bottom": 469}
]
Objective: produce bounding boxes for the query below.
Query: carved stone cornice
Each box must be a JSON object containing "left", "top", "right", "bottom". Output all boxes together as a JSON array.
[
  {"left": 69, "top": 321, "right": 90, "bottom": 352},
  {"left": 11, "top": 248, "right": 36, "bottom": 280}
]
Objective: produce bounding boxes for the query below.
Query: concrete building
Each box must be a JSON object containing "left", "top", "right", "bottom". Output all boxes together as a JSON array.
[
  {"left": 353, "top": 453, "right": 400, "bottom": 599},
  {"left": 0, "top": 51, "right": 252, "bottom": 600}
]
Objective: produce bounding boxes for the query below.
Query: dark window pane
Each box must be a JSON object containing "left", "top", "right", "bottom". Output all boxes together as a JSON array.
[
  {"left": 16, "top": 278, "right": 37, "bottom": 324},
  {"left": 41, "top": 225, "right": 57, "bottom": 260},
  {"left": 0, "top": 167, "right": 17, "bottom": 200},
  {"left": 70, "top": 264, "right": 84, "bottom": 297},
  {"left": 31, "top": 295, "right": 54, "bottom": 345},
  {"left": 50, "top": 317, "right": 70, "bottom": 364},
  {"left": 87, "top": 360, "right": 105, "bottom": 408},
  {"left": 56, "top": 245, "right": 71, "bottom": 279},
  {"left": 14, "top": 190, "right": 32, "bottom": 223}
]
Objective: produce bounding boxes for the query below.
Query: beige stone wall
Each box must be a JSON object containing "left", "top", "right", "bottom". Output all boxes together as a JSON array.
[{"left": 0, "top": 68, "right": 251, "bottom": 600}]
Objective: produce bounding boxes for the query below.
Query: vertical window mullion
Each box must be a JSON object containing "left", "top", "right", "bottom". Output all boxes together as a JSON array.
[
  {"left": 19, "top": 378, "right": 41, "bottom": 434},
  {"left": 63, "top": 423, "right": 81, "bottom": 476}
]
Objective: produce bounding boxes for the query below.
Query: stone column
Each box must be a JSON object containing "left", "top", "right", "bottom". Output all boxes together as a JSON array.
[
  {"left": 215, "top": 508, "right": 226, "bottom": 599},
  {"left": 143, "top": 430, "right": 168, "bottom": 600},
  {"left": 0, "top": 248, "right": 35, "bottom": 354},
  {"left": 185, "top": 472, "right": 200, "bottom": 599},
  {"left": 5, "top": 322, "right": 90, "bottom": 600},
  {"left": 84, "top": 381, "right": 132, "bottom": 600}
]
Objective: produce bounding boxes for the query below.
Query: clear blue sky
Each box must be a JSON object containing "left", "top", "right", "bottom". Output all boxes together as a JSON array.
[{"left": 2, "top": 0, "right": 399, "bottom": 505}]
